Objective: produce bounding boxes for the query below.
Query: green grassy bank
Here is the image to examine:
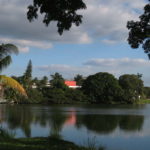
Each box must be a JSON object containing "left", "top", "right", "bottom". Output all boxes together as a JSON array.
[
  {"left": 0, "top": 137, "right": 93, "bottom": 150},
  {"left": 135, "top": 99, "right": 150, "bottom": 104}
]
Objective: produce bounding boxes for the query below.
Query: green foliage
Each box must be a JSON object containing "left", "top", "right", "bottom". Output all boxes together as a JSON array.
[
  {"left": 82, "top": 72, "right": 123, "bottom": 103},
  {"left": 0, "top": 44, "right": 18, "bottom": 72},
  {"left": 43, "top": 88, "right": 68, "bottom": 104},
  {"left": 119, "top": 74, "right": 144, "bottom": 103},
  {"left": 27, "top": 0, "right": 86, "bottom": 35},
  {"left": 127, "top": 1, "right": 150, "bottom": 58},
  {"left": 143, "top": 87, "right": 150, "bottom": 98},
  {"left": 26, "top": 88, "right": 44, "bottom": 103},
  {"left": 74, "top": 74, "right": 84, "bottom": 86},
  {"left": 50, "top": 73, "right": 67, "bottom": 90},
  {"left": 0, "top": 137, "right": 91, "bottom": 150},
  {"left": 65, "top": 88, "right": 89, "bottom": 103},
  {"left": 0, "top": 44, "right": 27, "bottom": 99},
  {"left": 40, "top": 76, "right": 48, "bottom": 85},
  {"left": 23, "top": 60, "right": 32, "bottom": 80},
  {"left": 23, "top": 60, "right": 32, "bottom": 89},
  {"left": 41, "top": 87, "right": 88, "bottom": 104},
  {"left": 4, "top": 71, "right": 145, "bottom": 104}
]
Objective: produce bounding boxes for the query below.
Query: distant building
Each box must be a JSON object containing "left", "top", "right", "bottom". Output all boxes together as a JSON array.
[
  {"left": 45, "top": 81, "right": 51, "bottom": 87},
  {"left": 32, "top": 83, "right": 37, "bottom": 89},
  {"left": 64, "top": 81, "right": 81, "bottom": 89}
]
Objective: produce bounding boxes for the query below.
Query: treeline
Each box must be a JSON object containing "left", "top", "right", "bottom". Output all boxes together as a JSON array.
[{"left": 4, "top": 60, "right": 150, "bottom": 104}]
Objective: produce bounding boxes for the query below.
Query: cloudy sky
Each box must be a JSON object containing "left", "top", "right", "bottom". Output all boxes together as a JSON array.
[{"left": 1, "top": 0, "right": 150, "bottom": 86}]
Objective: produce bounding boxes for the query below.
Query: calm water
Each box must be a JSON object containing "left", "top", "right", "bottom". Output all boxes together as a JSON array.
[{"left": 0, "top": 104, "right": 150, "bottom": 150}]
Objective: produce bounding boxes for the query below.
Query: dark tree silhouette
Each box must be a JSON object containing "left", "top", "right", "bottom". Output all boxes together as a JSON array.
[
  {"left": 27, "top": 0, "right": 86, "bottom": 35},
  {"left": 127, "top": 1, "right": 150, "bottom": 58}
]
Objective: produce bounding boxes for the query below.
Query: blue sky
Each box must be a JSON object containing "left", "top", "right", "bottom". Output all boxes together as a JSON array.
[{"left": 1, "top": 0, "right": 150, "bottom": 86}]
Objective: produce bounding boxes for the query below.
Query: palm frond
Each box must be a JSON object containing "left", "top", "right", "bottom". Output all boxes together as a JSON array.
[
  {"left": 0, "top": 44, "right": 19, "bottom": 55},
  {"left": 0, "top": 75, "right": 27, "bottom": 97},
  {"left": 0, "top": 56, "right": 12, "bottom": 72}
]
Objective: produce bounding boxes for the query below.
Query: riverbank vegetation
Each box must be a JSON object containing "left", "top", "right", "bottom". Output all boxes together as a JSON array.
[
  {"left": 0, "top": 134, "right": 93, "bottom": 150},
  {"left": 0, "top": 127, "right": 103, "bottom": 150},
  {"left": 2, "top": 60, "right": 150, "bottom": 105},
  {"left": 0, "top": 137, "right": 92, "bottom": 150}
]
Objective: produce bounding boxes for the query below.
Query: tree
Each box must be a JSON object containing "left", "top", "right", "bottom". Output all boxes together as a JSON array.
[
  {"left": 27, "top": 0, "right": 86, "bottom": 35},
  {"left": 74, "top": 74, "right": 84, "bottom": 86},
  {"left": 50, "top": 72, "right": 67, "bottom": 89},
  {"left": 32, "top": 77, "right": 39, "bottom": 85},
  {"left": 119, "top": 74, "right": 144, "bottom": 103},
  {"left": 23, "top": 60, "right": 32, "bottom": 81},
  {"left": 143, "top": 86, "right": 150, "bottom": 98},
  {"left": 0, "top": 44, "right": 26, "bottom": 98},
  {"left": 22, "top": 60, "right": 32, "bottom": 89},
  {"left": 82, "top": 72, "right": 123, "bottom": 103},
  {"left": 127, "top": 1, "right": 150, "bottom": 58},
  {"left": 39, "top": 76, "right": 48, "bottom": 87}
]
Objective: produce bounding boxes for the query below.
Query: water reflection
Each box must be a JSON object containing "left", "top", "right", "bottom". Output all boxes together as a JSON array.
[
  {"left": 0, "top": 104, "right": 145, "bottom": 139},
  {"left": 49, "top": 108, "right": 67, "bottom": 138},
  {"left": 64, "top": 110, "right": 76, "bottom": 126}
]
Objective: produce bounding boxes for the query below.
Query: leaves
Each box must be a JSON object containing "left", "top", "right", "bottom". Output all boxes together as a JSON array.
[
  {"left": 127, "top": 1, "right": 150, "bottom": 58},
  {"left": 27, "top": 0, "right": 86, "bottom": 35},
  {"left": 0, "top": 75, "right": 27, "bottom": 97},
  {"left": 0, "top": 43, "right": 19, "bottom": 71}
]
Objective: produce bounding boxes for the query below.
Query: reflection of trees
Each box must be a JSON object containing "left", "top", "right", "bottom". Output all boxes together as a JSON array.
[
  {"left": 77, "top": 115, "right": 119, "bottom": 134},
  {"left": 119, "top": 115, "right": 144, "bottom": 131},
  {"left": 0, "top": 127, "right": 15, "bottom": 140},
  {"left": 49, "top": 108, "right": 67, "bottom": 138},
  {"left": 76, "top": 114, "right": 144, "bottom": 134},
  {"left": 6, "top": 105, "right": 33, "bottom": 137},
  {"left": 0, "top": 105, "right": 145, "bottom": 138},
  {"left": 1, "top": 105, "right": 68, "bottom": 138}
]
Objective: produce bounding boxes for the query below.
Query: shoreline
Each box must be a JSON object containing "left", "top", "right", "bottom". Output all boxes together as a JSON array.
[{"left": 0, "top": 137, "right": 92, "bottom": 150}]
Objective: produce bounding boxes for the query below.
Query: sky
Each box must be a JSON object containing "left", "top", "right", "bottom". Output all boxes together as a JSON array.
[{"left": 1, "top": 0, "right": 150, "bottom": 86}]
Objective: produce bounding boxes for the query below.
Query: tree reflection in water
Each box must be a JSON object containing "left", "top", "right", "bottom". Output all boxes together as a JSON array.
[
  {"left": 0, "top": 105, "right": 145, "bottom": 138},
  {"left": 49, "top": 108, "right": 67, "bottom": 139},
  {"left": 77, "top": 114, "right": 144, "bottom": 134}
]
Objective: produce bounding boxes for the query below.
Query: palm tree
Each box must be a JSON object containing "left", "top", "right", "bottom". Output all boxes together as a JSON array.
[{"left": 0, "top": 44, "right": 27, "bottom": 98}]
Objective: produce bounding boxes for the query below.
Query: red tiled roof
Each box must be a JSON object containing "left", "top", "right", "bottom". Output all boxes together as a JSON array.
[{"left": 65, "top": 81, "right": 76, "bottom": 86}]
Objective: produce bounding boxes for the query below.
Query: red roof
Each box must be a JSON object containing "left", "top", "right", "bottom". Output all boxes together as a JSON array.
[{"left": 65, "top": 81, "right": 76, "bottom": 86}]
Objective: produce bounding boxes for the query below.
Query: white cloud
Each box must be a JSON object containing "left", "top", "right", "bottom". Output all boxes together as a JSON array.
[
  {"left": 84, "top": 58, "right": 150, "bottom": 68},
  {"left": 37, "top": 64, "right": 92, "bottom": 79},
  {"left": 0, "top": 0, "right": 147, "bottom": 51},
  {"left": 18, "top": 46, "right": 29, "bottom": 53},
  {"left": 36, "top": 58, "right": 150, "bottom": 86},
  {"left": 0, "top": 37, "right": 53, "bottom": 53},
  {"left": 80, "top": 0, "right": 146, "bottom": 43}
]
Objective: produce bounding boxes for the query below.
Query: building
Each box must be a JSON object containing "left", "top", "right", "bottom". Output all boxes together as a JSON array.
[{"left": 64, "top": 81, "right": 81, "bottom": 89}]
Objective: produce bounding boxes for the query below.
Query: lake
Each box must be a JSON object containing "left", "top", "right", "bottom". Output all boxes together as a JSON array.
[{"left": 0, "top": 104, "right": 150, "bottom": 150}]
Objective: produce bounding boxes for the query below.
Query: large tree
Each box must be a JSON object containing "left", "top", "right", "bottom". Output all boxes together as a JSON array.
[
  {"left": 119, "top": 74, "right": 144, "bottom": 103},
  {"left": 82, "top": 72, "right": 123, "bottom": 103},
  {"left": 127, "top": 1, "right": 150, "bottom": 58},
  {"left": 27, "top": 0, "right": 86, "bottom": 35},
  {"left": 0, "top": 44, "right": 26, "bottom": 98}
]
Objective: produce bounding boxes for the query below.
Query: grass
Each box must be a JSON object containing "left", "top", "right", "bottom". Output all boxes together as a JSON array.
[
  {"left": 135, "top": 99, "right": 150, "bottom": 104},
  {"left": 0, "top": 137, "right": 92, "bottom": 150}
]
